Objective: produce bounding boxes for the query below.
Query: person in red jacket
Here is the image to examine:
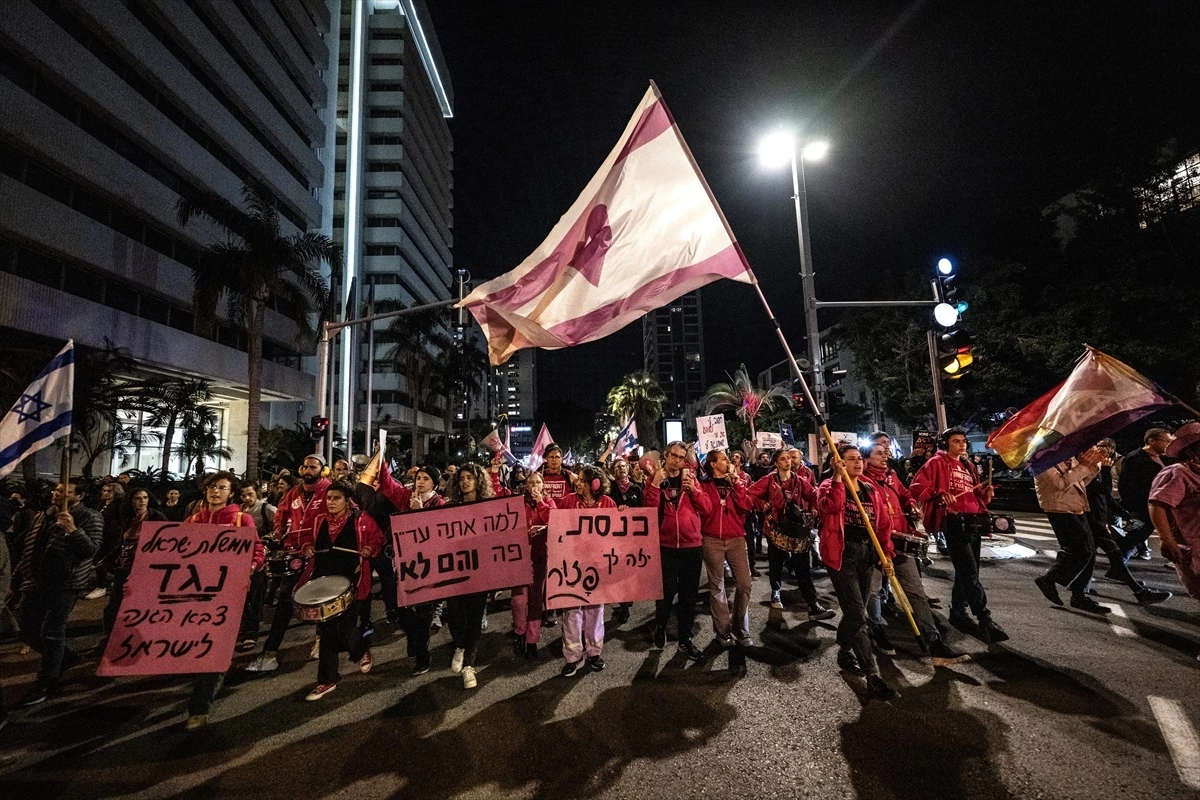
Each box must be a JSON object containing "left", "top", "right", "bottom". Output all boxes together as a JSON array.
[
  {"left": 696, "top": 449, "right": 754, "bottom": 648},
  {"left": 295, "top": 481, "right": 384, "bottom": 701},
  {"left": 539, "top": 444, "right": 576, "bottom": 502},
  {"left": 511, "top": 471, "right": 555, "bottom": 659},
  {"left": 817, "top": 445, "right": 900, "bottom": 701},
  {"left": 644, "top": 441, "right": 709, "bottom": 659},
  {"left": 557, "top": 465, "right": 617, "bottom": 676},
  {"left": 247, "top": 454, "right": 331, "bottom": 673},
  {"left": 909, "top": 429, "right": 1007, "bottom": 643}
]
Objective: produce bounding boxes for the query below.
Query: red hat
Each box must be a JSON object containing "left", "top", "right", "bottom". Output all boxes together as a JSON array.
[{"left": 1165, "top": 422, "right": 1200, "bottom": 459}]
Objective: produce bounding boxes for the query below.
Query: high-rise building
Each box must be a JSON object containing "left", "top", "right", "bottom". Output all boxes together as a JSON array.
[
  {"left": 0, "top": 0, "right": 334, "bottom": 475},
  {"left": 643, "top": 291, "right": 706, "bottom": 418},
  {"left": 498, "top": 349, "right": 537, "bottom": 421},
  {"left": 327, "top": 0, "right": 454, "bottom": 457}
]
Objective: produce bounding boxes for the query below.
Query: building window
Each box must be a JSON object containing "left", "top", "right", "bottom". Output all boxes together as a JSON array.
[
  {"left": 370, "top": 83, "right": 403, "bottom": 92},
  {"left": 366, "top": 217, "right": 401, "bottom": 227},
  {"left": 368, "top": 109, "right": 403, "bottom": 118},
  {"left": 368, "top": 161, "right": 403, "bottom": 172}
]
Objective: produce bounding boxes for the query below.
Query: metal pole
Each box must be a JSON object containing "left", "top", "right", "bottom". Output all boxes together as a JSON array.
[
  {"left": 927, "top": 329, "right": 948, "bottom": 431},
  {"left": 364, "top": 283, "right": 375, "bottom": 455},
  {"left": 814, "top": 299, "right": 939, "bottom": 308},
  {"left": 792, "top": 147, "right": 826, "bottom": 421},
  {"left": 315, "top": 323, "right": 331, "bottom": 456}
]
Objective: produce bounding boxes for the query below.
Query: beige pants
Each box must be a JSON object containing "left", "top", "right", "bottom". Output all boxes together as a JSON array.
[{"left": 702, "top": 535, "right": 752, "bottom": 638}]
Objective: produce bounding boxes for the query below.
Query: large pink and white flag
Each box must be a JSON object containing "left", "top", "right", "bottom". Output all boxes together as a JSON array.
[
  {"left": 526, "top": 423, "right": 554, "bottom": 471},
  {"left": 459, "top": 82, "right": 752, "bottom": 365}
]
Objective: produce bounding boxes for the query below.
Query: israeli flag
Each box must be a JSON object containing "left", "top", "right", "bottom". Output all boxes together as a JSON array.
[
  {"left": 613, "top": 419, "right": 638, "bottom": 457},
  {"left": 0, "top": 340, "right": 74, "bottom": 479}
]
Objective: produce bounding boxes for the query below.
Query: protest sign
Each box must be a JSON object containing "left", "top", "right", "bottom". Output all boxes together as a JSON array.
[
  {"left": 545, "top": 507, "right": 662, "bottom": 609},
  {"left": 755, "top": 431, "right": 784, "bottom": 450},
  {"left": 911, "top": 430, "right": 937, "bottom": 457},
  {"left": 98, "top": 522, "right": 258, "bottom": 676},
  {"left": 696, "top": 414, "right": 728, "bottom": 454},
  {"left": 780, "top": 422, "right": 795, "bottom": 446},
  {"left": 391, "top": 495, "right": 532, "bottom": 605},
  {"left": 830, "top": 431, "right": 858, "bottom": 449}
]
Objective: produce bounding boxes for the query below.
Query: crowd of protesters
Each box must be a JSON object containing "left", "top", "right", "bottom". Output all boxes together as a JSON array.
[{"left": 0, "top": 420, "right": 1195, "bottom": 730}]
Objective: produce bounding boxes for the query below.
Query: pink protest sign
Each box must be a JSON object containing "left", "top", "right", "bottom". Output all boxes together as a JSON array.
[
  {"left": 98, "top": 522, "right": 258, "bottom": 676},
  {"left": 545, "top": 508, "right": 662, "bottom": 609},
  {"left": 391, "top": 495, "right": 533, "bottom": 605}
]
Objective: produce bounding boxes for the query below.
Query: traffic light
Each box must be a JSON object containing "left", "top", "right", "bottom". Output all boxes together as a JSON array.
[
  {"left": 933, "top": 257, "right": 968, "bottom": 327},
  {"left": 791, "top": 378, "right": 805, "bottom": 408},
  {"left": 939, "top": 330, "right": 975, "bottom": 379},
  {"left": 310, "top": 415, "right": 330, "bottom": 441}
]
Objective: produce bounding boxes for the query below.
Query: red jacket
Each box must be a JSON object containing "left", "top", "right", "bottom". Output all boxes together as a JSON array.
[
  {"left": 816, "top": 477, "right": 894, "bottom": 572},
  {"left": 558, "top": 494, "right": 616, "bottom": 511},
  {"left": 524, "top": 495, "right": 555, "bottom": 561},
  {"left": 866, "top": 465, "right": 919, "bottom": 535},
  {"left": 643, "top": 469, "right": 708, "bottom": 548},
  {"left": 296, "top": 510, "right": 385, "bottom": 600},
  {"left": 185, "top": 504, "right": 266, "bottom": 571},
  {"left": 696, "top": 477, "right": 752, "bottom": 540},
  {"left": 749, "top": 470, "right": 817, "bottom": 518},
  {"left": 909, "top": 451, "right": 988, "bottom": 534},
  {"left": 489, "top": 471, "right": 513, "bottom": 497},
  {"left": 273, "top": 478, "right": 331, "bottom": 549}
]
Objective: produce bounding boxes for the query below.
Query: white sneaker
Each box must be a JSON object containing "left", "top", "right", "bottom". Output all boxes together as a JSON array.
[
  {"left": 310, "top": 640, "right": 320, "bottom": 661},
  {"left": 770, "top": 591, "right": 783, "bottom": 610},
  {"left": 462, "top": 665, "right": 477, "bottom": 689},
  {"left": 84, "top": 587, "right": 107, "bottom": 600},
  {"left": 244, "top": 654, "right": 279, "bottom": 672},
  {"left": 450, "top": 648, "right": 464, "bottom": 674}
]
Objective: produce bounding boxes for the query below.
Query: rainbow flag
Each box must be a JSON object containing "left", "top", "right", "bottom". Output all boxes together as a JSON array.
[{"left": 986, "top": 348, "right": 1172, "bottom": 474}]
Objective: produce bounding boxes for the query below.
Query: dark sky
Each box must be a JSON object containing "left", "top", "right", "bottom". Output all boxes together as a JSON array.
[{"left": 426, "top": 1, "right": 1200, "bottom": 414}]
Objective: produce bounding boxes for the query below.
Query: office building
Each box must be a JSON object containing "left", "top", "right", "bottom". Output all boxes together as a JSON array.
[{"left": 643, "top": 291, "right": 706, "bottom": 418}]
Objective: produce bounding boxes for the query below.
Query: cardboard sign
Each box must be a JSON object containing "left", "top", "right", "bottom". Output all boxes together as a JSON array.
[
  {"left": 391, "top": 495, "right": 532, "bottom": 605},
  {"left": 755, "top": 431, "right": 784, "bottom": 450},
  {"left": 98, "top": 522, "right": 258, "bottom": 676},
  {"left": 545, "top": 507, "right": 662, "bottom": 609},
  {"left": 696, "top": 414, "right": 728, "bottom": 454}
]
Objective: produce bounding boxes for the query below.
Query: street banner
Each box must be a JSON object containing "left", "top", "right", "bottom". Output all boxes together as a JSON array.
[
  {"left": 391, "top": 495, "right": 532, "bottom": 605},
  {"left": 910, "top": 430, "right": 936, "bottom": 458},
  {"left": 97, "top": 522, "right": 258, "bottom": 676},
  {"left": 696, "top": 414, "right": 728, "bottom": 454},
  {"left": 545, "top": 507, "right": 662, "bottom": 610},
  {"left": 780, "top": 422, "right": 795, "bottom": 447},
  {"left": 755, "top": 431, "right": 784, "bottom": 450}
]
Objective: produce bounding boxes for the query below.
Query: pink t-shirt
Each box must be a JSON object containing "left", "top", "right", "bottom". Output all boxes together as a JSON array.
[{"left": 1149, "top": 463, "right": 1200, "bottom": 555}]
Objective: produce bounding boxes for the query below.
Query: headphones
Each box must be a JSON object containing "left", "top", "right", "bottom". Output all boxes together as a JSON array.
[
  {"left": 591, "top": 476, "right": 602, "bottom": 493},
  {"left": 938, "top": 428, "right": 964, "bottom": 450}
]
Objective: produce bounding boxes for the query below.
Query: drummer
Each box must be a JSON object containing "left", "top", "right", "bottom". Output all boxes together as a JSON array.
[{"left": 295, "top": 480, "right": 384, "bottom": 701}]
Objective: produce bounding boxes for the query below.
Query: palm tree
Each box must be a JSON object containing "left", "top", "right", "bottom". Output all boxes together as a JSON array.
[
  {"left": 178, "top": 405, "right": 233, "bottom": 480},
  {"left": 703, "top": 364, "right": 792, "bottom": 441},
  {"left": 439, "top": 337, "right": 490, "bottom": 454},
  {"left": 375, "top": 303, "right": 453, "bottom": 464},
  {"left": 133, "top": 379, "right": 215, "bottom": 478},
  {"left": 605, "top": 370, "right": 667, "bottom": 450},
  {"left": 176, "top": 183, "right": 336, "bottom": 478}
]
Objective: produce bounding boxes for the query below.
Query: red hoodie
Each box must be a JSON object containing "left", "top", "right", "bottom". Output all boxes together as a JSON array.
[
  {"left": 816, "top": 477, "right": 894, "bottom": 572},
  {"left": 296, "top": 510, "right": 385, "bottom": 600},
  {"left": 186, "top": 503, "right": 266, "bottom": 571},
  {"left": 696, "top": 476, "right": 752, "bottom": 540},
  {"left": 558, "top": 493, "right": 616, "bottom": 511},
  {"left": 909, "top": 451, "right": 987, "bottom": 535},
  {"left": 643, "top": 469, "right": 709, "bottom": 548},
  {"left": 273, "top": 478, "right": 331, "bottom": 549}
]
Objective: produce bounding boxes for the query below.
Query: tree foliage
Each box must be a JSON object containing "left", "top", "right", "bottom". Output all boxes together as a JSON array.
[{"left": 606, "top": 371, "right": 667, "bottom": 450}]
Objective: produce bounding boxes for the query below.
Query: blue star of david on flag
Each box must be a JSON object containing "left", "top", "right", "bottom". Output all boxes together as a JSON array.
[
  {"left": 12, "top": 391, "right": 53, "bottom": 424},
  {"left": 0, "top": 340, "right": 74, "bottom": 480}
]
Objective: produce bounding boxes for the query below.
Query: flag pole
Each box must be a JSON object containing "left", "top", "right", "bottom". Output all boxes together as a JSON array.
[
  {"left": 652, "top": 79, "right": 921, "bottom": 641},
  {"left": 59, "top": 438, "right": 70, "bottom": 515}
]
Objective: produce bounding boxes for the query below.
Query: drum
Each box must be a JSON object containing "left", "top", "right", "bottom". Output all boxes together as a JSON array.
[
  {"left": 990, "top": 514, "right": 1016, "bottom": 535},
  {"left": 892, "top": 532, "right": 929, "bottom": 558},
  {"left": 267, "top": 549, "right": 305, "bottom": 578},
  {"left": 945, "top": 512, "right": 991, "bottom": 538},
  {"left": 293, "top": 576, "right": 354, "bottom": 622}
]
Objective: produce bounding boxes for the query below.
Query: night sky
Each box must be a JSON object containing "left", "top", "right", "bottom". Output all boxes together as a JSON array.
[{"left": 426, "top": 2, "right": 1200, "bottom": 414}]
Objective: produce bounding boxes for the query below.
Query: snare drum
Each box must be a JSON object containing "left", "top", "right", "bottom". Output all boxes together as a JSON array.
[
  {"left": 945, "top": 512, "right": 991, "bottom": 538},
  {"left": 892, "top": 532, "right": 929, "bottom": 558},
  {"left": 293, "top": 576, "right": 354, "bottom": 622},
  {"left": 267, "top": 549, "right": 306, "bottom": 578}
]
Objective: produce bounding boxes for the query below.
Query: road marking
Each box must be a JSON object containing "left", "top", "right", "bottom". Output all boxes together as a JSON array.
[
  {"left": 1100, "top": 603, "right": 1136, "bottom": 637},
  {"left": 1150, "top": 696, "right": 1200, "bottom": 789}
]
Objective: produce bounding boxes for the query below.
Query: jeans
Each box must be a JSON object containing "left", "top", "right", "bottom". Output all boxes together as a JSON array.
[
  {"left": 702, "top": 536, "right": 751, "bottom": 639},
  {"left": 1044, "top": 512, "right": 1095, "bottom": 593},
  {"left": 20, "top": 587, "right": 79, "bottom": 692},
  {"left": 654, "top": 546, "right": 703, "bottom": 642},
  {"left": 447, "top": 592, "right": 488, "bottom": 667},
  {"left": 827, "top": 539, "right": 878, "bottom": 676},
  {"left": 263, "top": 572, "right": 300, "bottom": 653},
  {"left": 767, "top": 541, "right": 818, "bottom": 604},
  {"left": 945, "top": 530, "right": 990, "bottom": 621},
  {"left": 317, "top": 601, "right": 369, "bottom": 684}
]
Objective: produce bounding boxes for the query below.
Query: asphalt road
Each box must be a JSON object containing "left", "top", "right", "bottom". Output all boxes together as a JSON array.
[{"left": 2, "top": 512, "right": 1199, "bottom": 800}]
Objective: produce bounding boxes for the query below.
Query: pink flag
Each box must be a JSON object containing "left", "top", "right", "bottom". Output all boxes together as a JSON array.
[
  {"left": 527, "top": 423, "right": 553, "bottom": 471},
  {"left": 459, "top": 82, "right": 752, "bottom": 365}
]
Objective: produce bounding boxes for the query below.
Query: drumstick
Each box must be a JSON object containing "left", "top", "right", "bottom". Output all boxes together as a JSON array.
[{"left": 332, "top": 546, "right": 362, "bottom": 555}]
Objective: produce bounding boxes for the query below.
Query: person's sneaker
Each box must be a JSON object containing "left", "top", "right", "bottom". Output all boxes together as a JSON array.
[
  {"left": 385, "top": 608, "right": 400, "bottom": 624},
  {"left": 310, "top": 640, "right": 320, "bottom": 661},
  {"left": 305, "top": 683, "right": 337, "bottom": 701},
  {"left": 480, "top": 615, "right": 489, "bottom": 632},
  {"left": 679, "top": 639, "right": 705, "bottom": 661},
  {"left": 244, "top": 655, "right": 279, "bottom": 673},
  {"left": 870, "top": 625, "right": 897, "bottom": 656},
  {"left": 450, "top": 648, "right": 465, "bottom": 674},
  {"left": 715, "top": 632, "right": 736, "bottom": 648},
  {"left": 1135, "top": 587, "right": 1172, "bottom": 605},
  {"left": 84, "top": 587, "right": 107, "bottom": 601},
  {"left": 652, "top": 625, "right": 667, "bottom": 651},
  {"left": 837, "top": 648, "right": 865, "bottom": 676},
  {"left": 359, "top": 650, "right": 373, "bottom": 674},
  {"left": 770, "top": 591, "right": 783, "bottom": 610},
  {"left": 808, "top": 602, "right": 836, "bottom": 621},
  {"left": 948, "top": 609, "right": 976, "bottom": 632},
  {"left": 587, "top": 655, "right": 606, "bottom": 672},
  {"left": 979, "top": 618, "right": 1010, "bottom": 642},
  {"left": 412, "top": 655, "right": 431, "bottom": 676},
  {"left": 611, "top": 605, "right": 630, "bottom": 625},
  {"left": 236, "top": 638, "right": 256, "bottom": 652},
  {"left": 1136, "top": 548, "right": 1152, "bottom": 561},
  {"left": 430, "top": 607, "right": 444, "bottom": 632},
  {"left": 543, "top": 612, "right": 558, "bottom": 628},
  {"left": 560, "top": 660, "right": 583, "bottom": 678},
  {"left": 736, "top": 635, "right": 754, "bottom": 648},
  {"left": 184, "top": 714, "right": 208, "bottom": 730},
  {"left": 20, "top": 686, "right": 49, "bottom": 707},
  {"left": 1034, "top": 575, "right": 1063, "bottom": 606},
  {"left": 866, "top": 674, "right": 901, "bottom": 702},
  {"left": 525, "top": 642, "right": 538, "bottom": 660},
  {"left": 462, "top": 666, "right": 477, "bottom": 689},
  {"left": 928, "top": 639, "right": 971, "bottom": 667},
  {"left": 361, "top": 623, "right": 375, "bottom": 638},
  {"left": 1070, "top": 595, "right": 1112, "bottom": 614}
]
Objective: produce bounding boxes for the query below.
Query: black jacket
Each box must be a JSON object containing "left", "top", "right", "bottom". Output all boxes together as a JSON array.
[
  {"left": 1118, "top": 449, "right": 1169, "bottom": 522},
  {"left": 24, "top": 503, "right": 103, "bottom": 594}
]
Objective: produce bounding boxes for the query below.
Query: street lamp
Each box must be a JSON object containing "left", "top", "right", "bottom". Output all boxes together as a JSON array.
[{"left": 759, "top": 131, "right": 831, "bottom": 420}]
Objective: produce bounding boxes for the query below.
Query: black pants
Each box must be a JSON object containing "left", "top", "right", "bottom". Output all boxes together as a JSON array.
[
  {"left": 744, "top": 513, "right": 763, "bottom": 560},
  {"left": 240, "top": 571, "right": 266, "bottom": 640},
  {"left": 767, "top": 541, "right": 818, "bottom": 603},
  {"left": 827, "top": 539, "right": 878, "bottom": 676},
  {"left": 1086, "top": 518, "right": 1141, "bottom": 593},
  {"left": 396, "top": 602, "right": 434, "bottom": 659},
  {"left": 1044, "top": 512, "right": 1095, "bottom": 593},
  {"left": 102, "top": 571, "right": 128, "bottom": 641},
  {"left": 654, "top": 546, "right": 703, "bottom": 642},
  {"left": 945, "top": 531, "right": 990, "bottom": 621},
  {"left": 317, "top": 601, "right": 369, "bottom": 684},
  {"left": 374, "top": 553, "right": 398, "bottom": 615},
  {"left": 447, "top": 592, "right": 488, "bottom": 667},
  {"left": 19, "top": 588, "right": 78, "bottom": 692},
  {"left": 263, "top": 573, "right": 300, "bottom": 653}
]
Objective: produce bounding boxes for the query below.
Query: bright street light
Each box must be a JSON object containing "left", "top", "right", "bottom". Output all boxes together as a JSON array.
[
  {"left": 933, "top": 302, "right": 960, "bottom": 327},
  {"left": 758, "top": 131, "right": 794, "bottom": 168},
  {"left": 801, "top": 140, "right": 829, "bottom": 161},
  {"left": 937, "top": 257, "right": 954, "bottom": 275}
]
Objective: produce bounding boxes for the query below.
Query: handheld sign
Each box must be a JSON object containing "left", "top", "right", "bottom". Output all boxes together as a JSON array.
[
  {"left": 780, "top": 422, "right": 795, "bottom": 447},
  {"left": 98, "top": 522, "right": 258, "bottom": 676},
  {"left": 545, "top": 507, "right": 662, "bottom": 609},
  {"left": 755, "top": 431, "right": 784, "bottom": 450},
  {"left": 391, "top": 495, "right": 532, "bottom": 605},
  {"left": 696, "top": 414, "right": 728, "bottom": 454}
]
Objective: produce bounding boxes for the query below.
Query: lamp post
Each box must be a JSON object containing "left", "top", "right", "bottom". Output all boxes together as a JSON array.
[{"left": 759, "top": 133, "right": 830, "bottom": 421}]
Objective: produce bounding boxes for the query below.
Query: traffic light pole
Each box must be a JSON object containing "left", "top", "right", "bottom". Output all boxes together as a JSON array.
[{"left": 926, "top": 329, "right": 949, "bottom": 431}]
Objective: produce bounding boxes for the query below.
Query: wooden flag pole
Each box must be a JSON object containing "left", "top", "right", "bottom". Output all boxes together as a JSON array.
[{"left": 59, "top": 439, "right": 70, "bottom": 514}]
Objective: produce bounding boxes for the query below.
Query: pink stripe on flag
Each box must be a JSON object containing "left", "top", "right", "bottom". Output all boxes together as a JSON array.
[{"left": 615, "top": 100, "right": 672, "bottom": 164}]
